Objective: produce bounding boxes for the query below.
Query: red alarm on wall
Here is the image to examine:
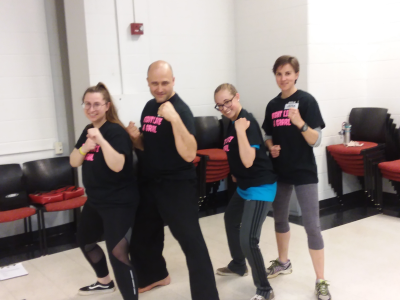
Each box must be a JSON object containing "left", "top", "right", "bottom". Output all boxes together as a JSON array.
[{"left": 131, "top": 23, "right": 143, "bottom": 35}]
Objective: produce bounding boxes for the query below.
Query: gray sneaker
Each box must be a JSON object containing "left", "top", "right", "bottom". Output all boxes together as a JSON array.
[
  {"left": 266, "top": 258, "right": 292, "bottom": 278},
  {"left": 250, "top": 290, "right": 275, "bottom": 300},
  {"left": 216, "top": 266, "right": 248, "bottom": 276},
  {"left": 315, "top": 280, "right": 331, "bottom": 300}
]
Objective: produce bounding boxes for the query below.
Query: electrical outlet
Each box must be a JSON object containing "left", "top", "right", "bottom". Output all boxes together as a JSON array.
[{"left": 54, "top": 142, "right": 63, "bottom": 154}]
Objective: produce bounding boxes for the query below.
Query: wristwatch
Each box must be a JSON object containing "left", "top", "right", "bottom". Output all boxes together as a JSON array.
[{"left": 300, "top": 123, "right": 308, "bottom": 132}]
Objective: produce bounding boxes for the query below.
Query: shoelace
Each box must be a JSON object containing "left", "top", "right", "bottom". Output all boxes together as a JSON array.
[
  {"left": 316, "top": 280, "right": 330, "bottom": 296},
  {"left": 251, "top": 295, "right": 265, "bottom": 300},
  {"left": 267, "top": 259, "right": 280, "bottom": 272}
]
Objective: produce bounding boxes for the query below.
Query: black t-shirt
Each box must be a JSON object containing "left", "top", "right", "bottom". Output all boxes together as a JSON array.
[
  {"left": 75, "top": 121, "right": 138, "bottom": 206},
  {"left": 262, "top": 90, "right": 325, "bottom": 185},
  {"left": 224, "top": 109, "right": 277, "bottom": 190},
  {"left": 140, "top": 93, "right": 196, "bottom": 180}
]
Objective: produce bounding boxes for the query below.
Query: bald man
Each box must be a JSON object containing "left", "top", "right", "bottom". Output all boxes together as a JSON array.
[{"left": 127, "top": 61, "right": 220, "bottom": 300}]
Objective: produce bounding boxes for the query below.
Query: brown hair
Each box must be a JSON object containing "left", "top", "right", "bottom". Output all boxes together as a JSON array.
[
  {"left": 214, "top": 83, "right": 238, "bottom": 96},
  {"left": 272, "top": 55, "right": 300, "bottom": 74},
  {"left": 82, "top": 82, "right": 125, "bottom": 129}
]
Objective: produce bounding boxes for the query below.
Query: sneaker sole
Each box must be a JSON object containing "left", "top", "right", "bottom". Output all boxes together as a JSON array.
[
  {"left": 315, "top": 290, "right": 332, "bottom": 300},
  {"left": 78, "top": 287, "right": 116, "bottom": 296},
  {"left": 216, "top": 270, "right": 248, "bottom": 277},
  {"left": 267, "top": 268, "right": 293, "bottom": 279}
]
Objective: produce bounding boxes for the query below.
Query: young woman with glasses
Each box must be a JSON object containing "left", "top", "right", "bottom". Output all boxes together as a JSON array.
[
  {"left": 70, "top": 82, "right": 139, "bottom": 300},
  {"left": 214, "top": 83, "right": 277, "bottom": 300}
]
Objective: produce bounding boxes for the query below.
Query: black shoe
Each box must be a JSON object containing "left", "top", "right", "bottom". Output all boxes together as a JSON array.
[{"left": 78, "top": 280, "right": 116, "bottom": 296}]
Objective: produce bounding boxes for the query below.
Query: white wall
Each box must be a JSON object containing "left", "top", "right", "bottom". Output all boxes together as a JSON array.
[
  {"left": 364, "top": 0, "right": 400, "bottom": 193},
  {"left": 0, "top": 0, "right": 74, "bottom": 238},
  {"left": 307, "top": 0, "right": 369, "bottom": 199},
  {"left": 81, "top": 0, "right": 237, "bottom": 127},
  {"left": 365, "top": 0, "right": 400, "bottom": 127},
  {"left": 235, "top": 0, "right": 308, "bottom": 126}
]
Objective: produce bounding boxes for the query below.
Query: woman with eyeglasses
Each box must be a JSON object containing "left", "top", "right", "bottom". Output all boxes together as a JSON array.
[
  {"left": 214, "top": 83, "right": 277, "bottom": 300},
  {"left": 70, "top": 82, "right": 139, "bottom": 300}
]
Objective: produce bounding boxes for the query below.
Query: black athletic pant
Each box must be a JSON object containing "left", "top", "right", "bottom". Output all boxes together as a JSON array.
[
  {"left": 130, "top": 178, "right": 220, "bottom": 300},
  {"left": 225, "top": 192, "right": 273, "bottom": 297},
  {"left": 77, "top": 201, "right": 138, "bottom": 300}
]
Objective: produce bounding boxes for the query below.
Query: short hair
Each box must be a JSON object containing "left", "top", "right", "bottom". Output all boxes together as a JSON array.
[
  {"left": 214, "top": 83, "right": 238, "bottom": 96},
  {"left": 272, "top": 55, "right": 300, "bottom": 74}
]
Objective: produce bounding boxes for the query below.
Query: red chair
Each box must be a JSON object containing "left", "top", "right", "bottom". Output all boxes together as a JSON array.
[
  {"left": 374, "top": 128, "right": 400, "bottom": 211},
  {"left": 194, "top": 117, "right": 230, "bottom": 214},
  {"left": 23, "top": 157, "right": 87, "bottom": 255},
  {"left": 0, "top": 164, "right": 43, "bottom": 254},
  {"left": 326, "top": 108, "right": 389, "bottom": 207}
]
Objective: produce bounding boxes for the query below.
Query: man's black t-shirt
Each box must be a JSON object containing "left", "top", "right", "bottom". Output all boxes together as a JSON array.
[
  {"left": 262, "top": 90, "right": 325, "bottom": 185},
  {"left": 75, "top": 121, "right": 137, "bottom": 206},
  {"left": 224, "top": 109, "right": 277, "bottom": 190},
  {"left": 140, "top": 93, "right": 196, "bottom": 180}
]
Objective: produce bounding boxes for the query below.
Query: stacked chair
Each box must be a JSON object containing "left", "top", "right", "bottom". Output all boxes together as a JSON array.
[
  {"left": 326, "top": 108, "right": 390, "bottom": 208},
  {"left": 194, "top": 116, "right": 230, "bottom": 214},
  {"left": 0, "top": 164, "right": 43, "bottom": 253},
  {"left": 375, "top": 128, "right": 400, "bottom": 211},
  {"left": 23, "top": 156, "right": 87, "bottom": 255}
]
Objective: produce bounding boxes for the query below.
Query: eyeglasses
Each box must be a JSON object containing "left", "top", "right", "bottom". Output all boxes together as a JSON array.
[
  {"left": 214, "top": 95, "right": 235, "bottom": 111},
  {"left": 82, "top": 102, "right": 106, "bottom": 110}
]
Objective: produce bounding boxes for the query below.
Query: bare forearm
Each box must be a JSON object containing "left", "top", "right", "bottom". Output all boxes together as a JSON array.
[
  {"left": 170, "top": 117, "right": 197, "bottom": 162},
  {"left": 99, "top": 140, "right": 125, "bottom": 172},
  {"left": 237, "top": 131, "right": 256, "bottom": 168},
  {"left": 132, "top": 134, "right": 144, "bottom": 151},
  {"left": 297, "top": 122, "right": 319, "bottom": 145},
  {"left": 265, "top": 139, "right": 274, "bottom": 150},
  {"left": 70, "top": 148, "right": 85, "bottom": 167}
]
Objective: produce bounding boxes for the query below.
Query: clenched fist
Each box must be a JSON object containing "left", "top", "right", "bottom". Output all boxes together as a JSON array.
[
  {"left": 157, "top": 101, "right": 178, "bottom": 122},
  {"left": 269, "top": 145, "right": 281, "bottom": 158},
  {"left": 86, "top": 128, "right": 105, "bottom": 145},
  {"left": 81, "top": 137, "right": 97, "bottom": 153},
  {"left": 235, "top": 117, "right": 250, "bottom": 132},
  {"left": 126, "top": 121, "right": 140, "bottom": 139},
  {"left": 288, "top": 108, "right": 304, "bottom": 128}
]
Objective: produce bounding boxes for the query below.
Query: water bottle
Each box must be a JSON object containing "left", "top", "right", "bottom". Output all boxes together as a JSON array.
[{"left": 340, "top": 122, "right": 351, "bottom": 145}]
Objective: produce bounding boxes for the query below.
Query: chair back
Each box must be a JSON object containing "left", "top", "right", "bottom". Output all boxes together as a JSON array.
[
  {"left": 23, "top": 157, "right": 75, "bottom": 193},
  {"left": 0, "top": 164, "right": 29, "bottom": 210},
  {"left": 349, "top": 107, "right": 388, "bottom": 143},
  {"left": 194, "top": 116, "right": 223, "bottom": 150}
]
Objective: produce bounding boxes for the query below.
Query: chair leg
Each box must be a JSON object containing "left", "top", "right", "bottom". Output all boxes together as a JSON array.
[
  {"left": 36, "top": 210, "right": 44, "bottom": 256},
  {"left": 28, "top": 216, "right": 34, "bottom": 245},
  {"left": 24, "top": 218, "right": 28, "bottom": 234},
  {"left": 40, "top": 209, "right": 48, "bottom": 255},
  {"left": 73, "top": 207, "right": 82, "bottom": 232}
]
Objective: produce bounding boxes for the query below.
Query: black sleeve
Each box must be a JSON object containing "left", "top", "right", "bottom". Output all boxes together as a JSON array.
[
  {"left": 261, "top": 104, "right": 273, "bottom": 136},
  {"left": 75, "top": 126, "right": 90, "bottom": 149},
  {"left": 246, "top": 118, "right": 263, "bottom": 146},
  {"left": 302, "top": 97, "right": 325, "bottom": 130},
  {"left": 106, "top": 127, "right": 132, "bottom": 156},
  {"left": 179, "top": 108, "right": 196, "bottom": 136},
  {"left": 139, "top": 102, "right": 148, "bottom": 133}
]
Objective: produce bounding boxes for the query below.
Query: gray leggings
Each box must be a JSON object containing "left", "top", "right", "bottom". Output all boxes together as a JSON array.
[{"left": 272, "top": 182, "right": 324, "bottom": 250}]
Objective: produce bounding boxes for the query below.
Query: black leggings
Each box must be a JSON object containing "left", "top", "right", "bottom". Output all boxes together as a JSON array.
[{"left": 77, "top": 201, "right": 138, "bottom": 300}]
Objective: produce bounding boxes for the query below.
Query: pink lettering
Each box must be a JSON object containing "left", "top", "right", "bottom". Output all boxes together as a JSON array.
[
  {"left": 274, "top": 118, "right": 292, "bottom": 127},
  {"left": 283, "top": 110, "right": 289, "bottom": 117},
  {"left": 154, "top": 117, "right": 163, "bottom": 125},
  {"left": 224, "top": 136, "right": 234, "bottom": 145},
  {"left": 271, "top": 110, "right": 283, "bottom": 119},
  {"left": 85, "top": 153, "right": 94, "bottom": 161},
  {"left": 223, "top": 144, "right": 230, "bottom": 152}
]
